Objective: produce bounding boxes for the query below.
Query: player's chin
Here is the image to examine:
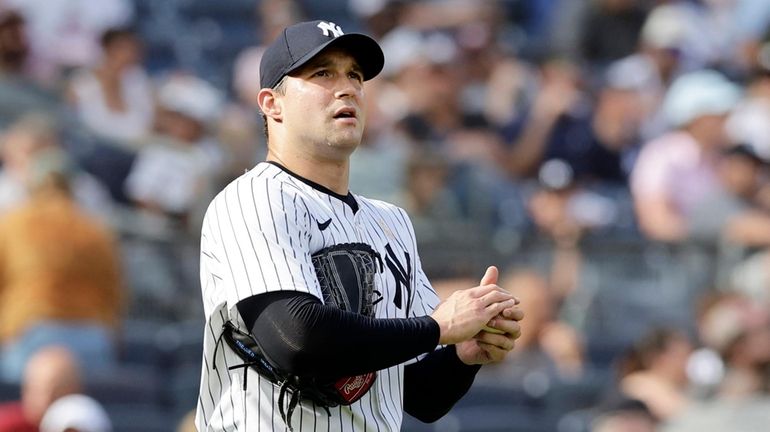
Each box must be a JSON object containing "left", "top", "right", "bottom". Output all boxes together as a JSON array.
[{"left": 327, "top": 130, "right": 363, "bottom": 148}]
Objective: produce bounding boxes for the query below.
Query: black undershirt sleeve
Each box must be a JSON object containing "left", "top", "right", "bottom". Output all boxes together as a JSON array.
[
  {"left": 237, "top": 291, "right": 440, "bottom": 382},
  {"left": 403, "top": 345, "right": 481, "bottom": 422}
]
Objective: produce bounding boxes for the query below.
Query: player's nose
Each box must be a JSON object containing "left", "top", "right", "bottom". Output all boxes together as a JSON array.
[{"left": 333, "top": 77, "right": 362, "bottom": 100}]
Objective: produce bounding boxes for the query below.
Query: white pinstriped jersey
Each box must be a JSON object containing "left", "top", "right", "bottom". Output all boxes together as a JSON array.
[{"left": 196, "top": 162, "right": 441, "bottom": 431}]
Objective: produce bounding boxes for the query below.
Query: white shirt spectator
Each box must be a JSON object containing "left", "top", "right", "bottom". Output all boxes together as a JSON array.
[
  {"left": 124, "top": 137, "right": 213, "bottom": 215},
  {"left": 69, "top": 67, "right": 155, "bottom": 148},
  {"left": 6, "top": 0, "right": 133, "bottom": 73}
]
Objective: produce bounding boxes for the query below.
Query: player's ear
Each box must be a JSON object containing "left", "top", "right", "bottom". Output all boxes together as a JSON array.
[{"left": 257, "top": 88, "right": 283, "bottom": 121}]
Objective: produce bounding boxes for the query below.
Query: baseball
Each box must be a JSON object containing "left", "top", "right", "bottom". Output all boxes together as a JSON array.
[{"left": 483, "top": 325, "right": 506, "bottom": 335}]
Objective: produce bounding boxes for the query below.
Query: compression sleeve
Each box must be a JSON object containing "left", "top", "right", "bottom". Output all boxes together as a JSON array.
[
  {"left": 403, "top": 345, "right": 481, "bottom": 422},
  {"left": 237, "top": 291, "right": 440, "bottom": 381}
]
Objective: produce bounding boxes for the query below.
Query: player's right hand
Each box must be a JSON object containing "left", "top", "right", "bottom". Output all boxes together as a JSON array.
[{"left": 430, "top": 266, "right": 517, "bottom": 345}]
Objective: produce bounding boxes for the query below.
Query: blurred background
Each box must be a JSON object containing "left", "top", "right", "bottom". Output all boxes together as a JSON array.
[{"left": 0, "top": 0, "right": 769, "bottom": 431}]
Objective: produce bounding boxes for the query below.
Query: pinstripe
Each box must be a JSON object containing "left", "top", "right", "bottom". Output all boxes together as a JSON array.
[
  {"left": 271, "top": 377, "right": 276, "bottom": 432},
  {"left": 217, "top": 308, "right": 240, "bottom": 431},
  {"left": 211, "top": 198, "right": 243, "bottom": 431},
  {"left": 233, "top": 178, "right": 265, "bottom": 296},
  {"left": 279, "top": 183, "right": 299, "bottom": 290},
  {"left": 221, "top": 190, "right": 247, "bottom": 302}
]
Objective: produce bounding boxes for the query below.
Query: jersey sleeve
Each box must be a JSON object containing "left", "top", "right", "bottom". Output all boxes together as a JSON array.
[{"left": 199, "top": 173, "right": 322, "bottom": 317}]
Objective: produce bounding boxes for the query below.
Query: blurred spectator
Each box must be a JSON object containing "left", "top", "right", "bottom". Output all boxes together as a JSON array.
[
  {"left": 690, "top": 144, "right": 770, "bottom": 305},
  {"left": 637, "top": 3, "right": 712, "bottom": 73},
  {"left": 630, "top": 70, "right": 741, "bottom": 242},
  {"left": 698, "top": 0, "right": 770, "bottom": 74},
  {"left": 233, "top": 0, "right": 303, "bottom": 110},
  {"left": 637, "top": 4, "right": 692, "bottom": 82},
  {"left": 527, "top": 160, "right": 620, "bottom": 297},
  {"left": 39, "top": 394, "right": 111, "bottom": 432},
  {"left": 0, "top": 7, "right": 60, "bottom": 129},
  {"left": 224, "top": 0, "right": 303, "bottom": 179},
  {"left": 698, "top": 293, "right": 770, "bottom": 398},
  {"left": 399, "top": 149, "right": 463, "bottom": 222},
  {"left": 5, "top": 0, "right": 133, "bottom": 82},
  {"left": 391, "top": 0, "right": 498, "bottom": 32},
  {"left": 591, "top": 397, "right": 657, "bottom": 432},
  {"left": 0, "top": 345, "right": 81, "bottom": 432},
  {"left": 617, "top": 328, "right": 694, "bottom": 420},
  {"left": 349, "top": 75, "right": 409, "bottom": 203},
  {"left": 67, "top": 27, "right": 154, "bottom": 149},
  {"left": 578, "top": 0, "right": 648, "bottom": 68},
  {"left": 0, "top": 114, "right": 114, "bottom": 221},
  {"left": 505, "top": 56, "right": 637, "bottom": 185},
  {"left": 124, "top": 73, "right": 224, "bottom": 229},
  {"left": 380, "top": 29, "right": 464, "bottom": 143},
  {"left": 600, "top": 2, "right": 697, "bottom": 142},
  {"left": 662, "top": 396, "right": 770, "bottom": 432},
  {"left": 483, "top": 55, "right": 535, "bottom": 130},
  {"left": 0, "top": 6, "right": 26, "bottom": 76},
  {"left": 727, "top": 62, "right": 770, "bottom": 160},
  {"left": 0, "top": 147, "right": 123, "bottom": 382},
  {"left": 732, "top": 3, "right": 770, "bottom": 74},
  {"left": 689, "top": 144, "right": 770, "bottom": 247},
  {"left": 663, "top": 292, "right": 770, "bottom": 432}
]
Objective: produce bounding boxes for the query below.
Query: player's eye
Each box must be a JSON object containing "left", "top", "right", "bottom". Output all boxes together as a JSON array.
[
  {"left": 348, "top": 71, "right": 363, "bottom": 82},
  {"left": 313, "top": 69, "right": 330, "bottom": 78}
]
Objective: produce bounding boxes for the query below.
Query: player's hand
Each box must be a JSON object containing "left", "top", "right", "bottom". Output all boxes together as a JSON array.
[
  {"left": 483, "top": 307, "right": 524, "bottom": 334},
  {"left": 456, "top": 316, "right": 523, "bottom": 365},
  {"left": 430, "top": 266, "right": 516, "bottom": 345},
  {"left": 456, "top": 333, "right": 516, "bottom": 365}
]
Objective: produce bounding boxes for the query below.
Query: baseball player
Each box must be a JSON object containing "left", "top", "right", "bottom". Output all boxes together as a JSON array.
[{"left": 196, "top": 20, "right": 524, "bottom": 431}]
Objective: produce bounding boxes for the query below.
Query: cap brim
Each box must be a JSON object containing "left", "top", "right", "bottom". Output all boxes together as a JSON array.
[{"left": 285, "top": 33, "right": 384, "bottom": 82}]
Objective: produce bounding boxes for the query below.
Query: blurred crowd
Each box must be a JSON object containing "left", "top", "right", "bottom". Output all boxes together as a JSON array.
[{"left": 0, "top": 0, "right": 769, "bottom": 431}]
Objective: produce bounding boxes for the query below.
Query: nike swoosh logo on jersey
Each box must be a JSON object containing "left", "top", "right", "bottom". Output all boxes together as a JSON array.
[{"left": 318, "top": 218, "right": 332, "bottom": 231}]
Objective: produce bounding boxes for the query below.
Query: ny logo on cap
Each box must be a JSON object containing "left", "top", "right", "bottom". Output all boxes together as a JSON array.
[{"left": 317, "top": 21, "right": 344, "bottom": 38}]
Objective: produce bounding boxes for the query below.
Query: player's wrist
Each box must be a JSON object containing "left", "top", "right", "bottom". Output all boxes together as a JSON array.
[{"left": 423, "top": 315, "right": 443, "bottom": 347}]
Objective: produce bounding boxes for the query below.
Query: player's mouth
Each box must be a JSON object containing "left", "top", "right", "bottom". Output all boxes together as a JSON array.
[{"left": 333, "top": 107, "right": 358, "bottom": 124}]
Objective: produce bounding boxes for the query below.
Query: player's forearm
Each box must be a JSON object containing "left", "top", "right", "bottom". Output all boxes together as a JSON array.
[
  {"left": 237, "top": 291, "right": 440, "bottom": 380},
  {"left": 403, "top": 345, "right": 480, "bottom": 422}
]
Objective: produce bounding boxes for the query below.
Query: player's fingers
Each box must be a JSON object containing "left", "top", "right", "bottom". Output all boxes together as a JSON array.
[
  {"left": 477, "top": 340, "right": 510, "bottom": 360},
  {"left": 486, "top": 318, "right": 522, "bottom": 340},
  {"left": 479, "top": 266, "right": 498, "bottom": 286},
  {"left": 477, "top": 288, "right": 515, "bottom": 306},
  {"left": 484, "top": 298, "right": 516, "bottom": 317},
  {"left": 467, "top": 284, "right": 509, "bottom": 299},
  {"left": 474, "top": 329, "right": 516, "bottom": 351},
  {"left": 501, "top": 305, "right": 524, "bottom": 321}
]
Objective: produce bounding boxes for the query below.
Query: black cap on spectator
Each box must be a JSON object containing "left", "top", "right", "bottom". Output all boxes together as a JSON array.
[
  {"left": 259, "top": 20, "right": 384, "bottom": 89},
  {"left": 722, "top": 143, "right": 770, "bottom": 165}
]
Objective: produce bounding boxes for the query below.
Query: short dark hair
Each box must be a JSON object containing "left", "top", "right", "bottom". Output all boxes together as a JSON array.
[{"left": 100, "top": 26, "right": 137, "bottom": 49}]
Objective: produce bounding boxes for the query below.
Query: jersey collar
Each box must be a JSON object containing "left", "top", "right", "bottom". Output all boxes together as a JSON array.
[{"left": 266, "top": 161, "right": 359, "bottom": 213}]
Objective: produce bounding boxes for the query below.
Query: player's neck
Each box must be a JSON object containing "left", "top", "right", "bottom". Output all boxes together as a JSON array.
[{"left": 266, "top": 149, "right": 350, "bottom": 195}]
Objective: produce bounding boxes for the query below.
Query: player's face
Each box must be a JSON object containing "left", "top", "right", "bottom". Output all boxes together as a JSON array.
[{"left": 280, "top": 48, "right": 366, "bottom": 158}]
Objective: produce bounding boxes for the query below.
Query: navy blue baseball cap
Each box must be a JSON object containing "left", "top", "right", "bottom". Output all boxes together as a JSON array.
[{"left": 259, "top": 20, "right": 385, "bottom": 89}]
